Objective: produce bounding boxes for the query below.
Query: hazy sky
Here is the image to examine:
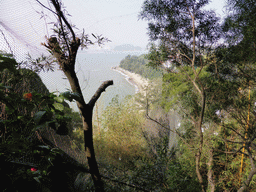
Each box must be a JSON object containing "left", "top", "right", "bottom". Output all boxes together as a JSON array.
[
  {"left": 62, "top": 0, "right": 227, "bottom": 50},
  {"left": 62, "top": 0, "right": 149, "bottom": 49},
  {"left": 0, "top": 0, "right": 227, "bottom": 54}
]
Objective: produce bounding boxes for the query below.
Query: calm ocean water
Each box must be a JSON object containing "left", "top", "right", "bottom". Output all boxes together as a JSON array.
[{"left": 39, "top": 50, "right": 147, "bottom": 111}]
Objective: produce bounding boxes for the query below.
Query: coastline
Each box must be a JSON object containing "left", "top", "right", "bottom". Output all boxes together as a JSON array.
[{"left": 111, "top": 66, "right": 148, "bottom": 94}]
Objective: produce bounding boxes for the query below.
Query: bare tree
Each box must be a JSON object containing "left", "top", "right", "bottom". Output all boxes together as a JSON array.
[{"left": 38, "top": 0, "right": 112, "bottom": 191}]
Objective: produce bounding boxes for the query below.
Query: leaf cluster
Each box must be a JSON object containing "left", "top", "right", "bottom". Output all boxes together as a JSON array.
[
  {"left": 0, "top": 54, "right": 82, "bottom": 153},
  {"left": 140, "top": 0, "right": 220, "bottom": 47},
  {"left": 0, "top": 54, "right": 84, "bottom": 190}
]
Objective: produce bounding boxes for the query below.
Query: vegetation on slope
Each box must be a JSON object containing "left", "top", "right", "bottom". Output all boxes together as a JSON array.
[
  {"left": 3, "top": 0, "right": 256, "bottom": 191},
  {"left": 119, "top": 54, "right": 162, "bottom": 80}
]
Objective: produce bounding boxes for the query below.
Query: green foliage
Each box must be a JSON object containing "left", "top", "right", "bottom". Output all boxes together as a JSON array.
[
  {"left": 0, "top": 84, "right": 68, "bottom": 190},
  {"left": 166, "top": 159, "right": 201, "bottom": 191},
  {"left": 0, "top": 54, "right": 83, "bottom": 190},
  {"left": 161, "top": 71, "right": 190, "bottom": 111},
  {"left": 223, "top": 0, "right": 256, "bottom": 63},
  {"left": 138, "top": 1, "right": 256, "bottom": 191},
  {"left": 119, "top": 54, "right": 162, "bottom": 80},
  {"left": 139, "top": 0, "right": 222, "bottom": 125},
  {"left": 0, "top": 85, "right": 76, "bottom": 136},
  {"left": 0, "top": 68, "right": 50, "bottom": 98},
  {"left": 146, "top": 43, "right": 170, "bottom": 69},
  {"left": 91, "top": 92, "right": 199, "bottom": 191},
  {"left": 140, "top": 0, "right": 220, "bottom": 50},
  {"left": 0, "top": 51, "right": 18, "bottom": 74},
  {"left": 95, "top": 95, "right": 146, "bottom": 167},
  {"left": 60, "top": 91, "right": 83, "bottom": 103}
]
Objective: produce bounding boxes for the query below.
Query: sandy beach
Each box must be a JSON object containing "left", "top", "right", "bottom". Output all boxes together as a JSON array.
[{"left": 112, "top": 66, "right": 149, "bottom": 94}]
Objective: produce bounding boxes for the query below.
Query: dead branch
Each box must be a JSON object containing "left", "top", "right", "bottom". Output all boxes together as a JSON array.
[
  {"left": 215, "top": 146, "right": 246, "bottom": 156},
  {"left": 88, "top": 80, "right": 113, "bottom": 108}
]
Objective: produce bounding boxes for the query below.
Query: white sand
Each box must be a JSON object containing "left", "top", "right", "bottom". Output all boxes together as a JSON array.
[{"left": 112, "top": 66, "right": 148, "bottom": 94}]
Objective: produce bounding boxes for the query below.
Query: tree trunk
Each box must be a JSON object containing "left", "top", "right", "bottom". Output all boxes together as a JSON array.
[
  {"left": 238, "top": 167, "right": 256, "bottom": 192},
  {"left": 82, "top": 105, "right": 104, "bottom": 192},
  {"left": 196, "top": 151, "right": 205, "bottom": 192},
  {"left": 41, "top": 1, "right": 112, "bottom": 191},
  {"left": 207, "top": 149, "right": 215, "bottom": 192},
  {"left": 63, "top": 70, "right": 109, "bottom": 192},
  {"left": 196, "top": 90, "right": 206, "bottom": 192},
  {"left": 238, "top": 154, "right": 256, "bottom": 192}
]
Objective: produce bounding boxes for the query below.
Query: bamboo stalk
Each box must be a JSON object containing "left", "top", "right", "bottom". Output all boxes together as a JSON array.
[{"left": 239, "top": 82, "right": 251, "bottom": 182}]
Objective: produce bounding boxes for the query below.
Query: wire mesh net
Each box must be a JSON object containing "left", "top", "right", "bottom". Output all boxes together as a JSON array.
[
  {"left": 0, "top": 0, "right": 51, "bottom": 61},
  {"left": 0, "top": 0, "right": 87, "bottom": 168}
]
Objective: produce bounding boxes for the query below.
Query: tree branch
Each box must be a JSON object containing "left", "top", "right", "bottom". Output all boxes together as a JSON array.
[
  {"left": 58, "top": 14, "right": 71, "bottom": 56},
  {"left": 223, "top": 124, "right": 245, "bottom": 139},
  {"left": 179, "top": 66, "right": 202, "bottom": 95},
  {"left": 88, "top": 80, "right": 113, "bottom": 108},
  {"left": 36, "top": 0, "right": 57, "bottom": 15},
  {"left": 214, "top": 146, "right": 246, "bottom": 155},
  {"left": 50, "top": 0, "right": 76, "bottom": 42}
]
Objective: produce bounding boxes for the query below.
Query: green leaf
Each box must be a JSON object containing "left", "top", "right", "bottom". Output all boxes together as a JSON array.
[
  {"left": 50, "top": 148, "right": 61, "bottom": 154},
  {"left": 33, "top": 176, "right": 41, "bottom": 183},
  {"left": 34, "top": 111, "right": 46, "bottom": 124},
  {"left": 60, "top": 91, "right": 82, "bottom": 102},
  {"left": 54, "top": 96, "right": 64, "bottom": 103},
  {"left": 34, "top": 123, "right": 47, "bottom": 131},
  {"left": 71, "top": 92, "right": 82, "bottom": 102},
  {"left": 60, "top": 91, "right": 72, "bottom": 101},
  {"left": 53, "top": 103, "right": 64, "bottom": 111},
  {"left": 37, "top": 145, "right": 50, "bottom": 150}
]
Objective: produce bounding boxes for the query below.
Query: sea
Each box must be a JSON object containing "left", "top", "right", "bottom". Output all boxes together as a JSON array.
[{"left": 39, "top": 50, "right": 147, "bottom": 112}]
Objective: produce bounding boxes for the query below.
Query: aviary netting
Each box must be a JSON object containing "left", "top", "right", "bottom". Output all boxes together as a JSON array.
[
  {"left": 0, "top": 1, "right": 152, "bottom": 191},
  {"left": 0, "top": 0, "right": 89, "bottom": 169}
]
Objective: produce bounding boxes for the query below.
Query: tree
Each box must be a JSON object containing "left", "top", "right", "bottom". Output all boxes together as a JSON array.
[
  {"left": 223, "top": 0, "right": 256, "bottom": 63},
  {"left": 37, "top": 0, "right": 112, "bottom": 191},
  {"left": 140, "top": 0, "right": 220, "bottom": 191},
  {"left": 213, "top": 0, "right": 256, "bottom": 191}
]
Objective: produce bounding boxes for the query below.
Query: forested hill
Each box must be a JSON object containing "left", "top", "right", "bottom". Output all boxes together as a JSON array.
[{"left": 119, "top": 54, "right": 162, "bottom": 80}]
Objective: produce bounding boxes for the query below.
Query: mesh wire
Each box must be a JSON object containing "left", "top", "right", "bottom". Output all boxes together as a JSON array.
[
  {"left": 0, "top": 0, "right": 55, "bottom": 59},
  {"left": 6, "top": 127, "right": 88, "bottom": 168},
  {"left": 0, "top": 0, "right": 87, "bottom": 168}
]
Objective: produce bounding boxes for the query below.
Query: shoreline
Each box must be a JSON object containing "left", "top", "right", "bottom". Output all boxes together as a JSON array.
[{"left": 111, "top": 66, "right": 148, "bottom": 94}]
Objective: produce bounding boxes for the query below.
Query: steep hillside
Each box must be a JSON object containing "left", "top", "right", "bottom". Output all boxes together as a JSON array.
[
  {"left": 0, "top": 68, "right": 49, "bottom": 96},
  {"left": 119, "top": 54, "right": 162, "bottom": 80}
]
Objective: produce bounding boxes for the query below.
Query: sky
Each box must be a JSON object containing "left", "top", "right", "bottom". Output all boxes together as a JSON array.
[
  {"left": 0, "top": 0, "right": 227, "bottom": 55},
  {"left": 61, "top": 0, "right": 227, "bottom": 50},
  {"left": 62, "top": 0, "right": 149, "bottom": 49}
]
